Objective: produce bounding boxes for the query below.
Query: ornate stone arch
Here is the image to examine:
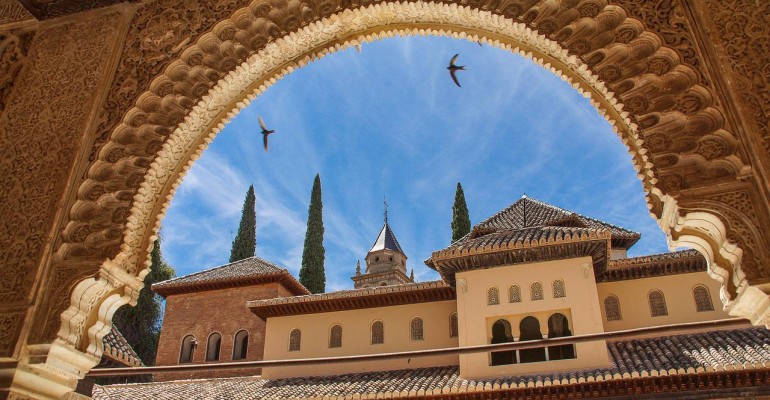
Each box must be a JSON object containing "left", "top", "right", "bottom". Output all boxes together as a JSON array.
[{"left": 20, "top": 0, "right": 767, "bottom": 396}]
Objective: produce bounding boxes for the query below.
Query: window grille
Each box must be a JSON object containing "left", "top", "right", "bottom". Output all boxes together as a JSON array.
[
  {"left": 288, "top": 328, "right": 301, "bottom": 351},
  {"left": 449, "top": 313, "right": 458, "bottom": 338},
  {"left": 410, "top": 317, "right": 424, "bottom": 341},
  {"left": 693, "top": 285, "right": 714, "bottom": 312},
  {"left": 648, "top": 290, "right": 668, "bottom": 317},
  {"left": 509, "top": 285, "right": 521, "bottom": 303},
  {"left": 329, "top": 324, "right": 342, "bottom": 348},
  {"left": 487, "top": 287, "right": 500, "bottom": 305},
  {"left": 530, "top": 282, "right": 544, "bottom": 301},
  {"left": 371, "top": 321, "right": 384, "bottom": 344},
  {"left": 603, "top": 295, "right": 622, "bottom": 321},
  {"left": 552, "top": 279, "right": 566, "bottom": 298}
]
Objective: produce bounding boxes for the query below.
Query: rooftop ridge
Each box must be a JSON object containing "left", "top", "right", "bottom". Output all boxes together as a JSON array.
[{"left": 153, "top": 256, "right": 283, "bottom": 288}]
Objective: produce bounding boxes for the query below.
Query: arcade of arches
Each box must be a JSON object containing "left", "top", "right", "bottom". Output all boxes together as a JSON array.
[{"left": 0, "top": 0, "right": 768, "bottom": 398}]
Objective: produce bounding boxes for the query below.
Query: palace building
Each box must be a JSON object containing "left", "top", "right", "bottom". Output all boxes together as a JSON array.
[{"left": 93, "top": 196, "right": 770, "bottom": 399}]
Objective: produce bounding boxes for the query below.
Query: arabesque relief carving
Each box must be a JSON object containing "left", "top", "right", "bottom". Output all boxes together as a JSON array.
[
  {"left": 0, "top": 29, "right": 33, "bottom": 112},
  {"left": 38, "top": 0, "right": 762, "bottom": 353},
  {"left": 703, "top": 0, "right": 770, "bottom": 154},
  {"left": 0, "top": 11, "right": 122, "bottom": 357}
]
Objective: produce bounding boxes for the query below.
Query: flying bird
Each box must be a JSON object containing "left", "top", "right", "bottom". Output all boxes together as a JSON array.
[
  {"left": 258, "top": 116, "right": 275, "bottom": 152},
  {"left": 447, "top": 53, "right": 465, "bottom": 88}
]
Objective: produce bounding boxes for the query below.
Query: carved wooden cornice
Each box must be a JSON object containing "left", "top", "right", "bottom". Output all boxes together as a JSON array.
[{"left": 248, "top": 281, "right": 455, "bottom": 319}]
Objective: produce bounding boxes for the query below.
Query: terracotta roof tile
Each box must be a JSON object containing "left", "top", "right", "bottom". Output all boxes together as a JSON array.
[
  {"left": 102, "top": 326, "right": 142, "bottom": 367},
  {"left": 152, "top": 256, "right": 309, "bottom": 296},
  {"left": 471, "top": 196, "right": 639, "bottom": 247},
  {"left": 93, "top": 327, "right": 770, "bottom": 399},
  {"left": 599, "top": 249, "right": 706, "bottom": 281},
  {"left": 248, "top": 281, "right": 454, "bottom": 318}
]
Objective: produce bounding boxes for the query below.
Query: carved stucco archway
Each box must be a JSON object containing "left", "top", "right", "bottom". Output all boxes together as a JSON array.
[{"left": 8, "top": 0, "right": 769, "bottom": 398}]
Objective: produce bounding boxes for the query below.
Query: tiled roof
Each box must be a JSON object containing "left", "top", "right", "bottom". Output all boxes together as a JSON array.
[
  {"left": 427, "top": 225, "right": 611, "bottom": 285},
  {"left": 369, "top": 222, "right": 405, "bottom": 255},
  {"left": 433, "top": 226, "right": 610, "bottom": 260},
  {"left": 102, "top": 326, "right": 142, "bottom": 367},
  {"left": 599, "top": 249, "right": 707, "bottom": 282},
  {"left": 470, "top": 196, "right": 640, "bottom": 248},
  {"left": 152, "top": 257, "right": 309, "bottom": 297},
  {"left": 249, "top": 281, "right": 454, "bottom": 318},
  {"left": 93, "top": 327, "right": 770, "bottom": 399}
]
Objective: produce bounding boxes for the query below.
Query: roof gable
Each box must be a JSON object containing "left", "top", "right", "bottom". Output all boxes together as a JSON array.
[
  {"left": 470, "top": 196, "right": 640, "bottom": 248},
  {"left": 152, "top": 256, "right": 309, "bottom": 297}
]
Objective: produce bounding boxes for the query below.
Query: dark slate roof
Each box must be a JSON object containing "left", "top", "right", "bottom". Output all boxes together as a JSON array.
[
  {"left": 102, "top": 326, "right": 142, "bottom": 367},
  {"left": 369, "top": 222, "right": 405, "bottom": 255},
  {"left": 470, "top": 196, "right": 640, "bottom": 248},
  {"left": 152, "top": 257, "right": 309, "bottom": 297},
  {"left": 93, "top": 327, "right": 770, "bottom": 399},
  {"left": 599, "top": 249, "right": 707, "bottom": 282}
]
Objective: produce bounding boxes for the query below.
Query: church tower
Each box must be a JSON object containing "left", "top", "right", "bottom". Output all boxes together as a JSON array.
[{"left": 351, "top": 205, "right": 414, "bottom": 288}]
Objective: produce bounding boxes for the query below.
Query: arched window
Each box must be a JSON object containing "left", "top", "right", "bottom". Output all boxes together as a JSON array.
[
  {"left": 519, "top": 316, "right": 546, "bottom": 363},
  {"left": 179, "top": 335, "right": 195, "bottom": 364},
  {"left": 329, "top": 324, "right": 342, "bottom": 348},
  {"left": 604, "top": 295, "right": 622, "bottom": 321},
  {"left": 508, "top": 285, "right": 521, "bottom": 303},
  {"left": 232, "top": 330, "right": 249, "bottom": 360},
  {"left": 205, "top": 333, "right": 221, "bottom": 362},
  {"left": 530, "top": 282, "right": 544, "bottom": 301},
  {"left": 552, "top": 279, "right": 566, "bottom": 298},
  {"left": 490, "top": 319, "right": 515, "bottom": 366},
  {"left": 288, "top": 328, "right": 301, "bottom": 351},
  {"left": 487, "top": 287, "right": 500, "bottom": 305},
  {"left": 410, "top": 317, "right": 424, "bottom": 341},
  {"left": 449, "top": 313, "right": 459, "bottom": 338},
  {"left": 547, "top": 313, "right": 575, "bottom": 360},
  {"left": 693, "top": 285, "right": 714, "bottom": 312},
  {"left": 371, "top": 321, "right": 384, "bottom": 344},
  {"left": 648, "top": 290, "right": 668, "bottom": 317}
]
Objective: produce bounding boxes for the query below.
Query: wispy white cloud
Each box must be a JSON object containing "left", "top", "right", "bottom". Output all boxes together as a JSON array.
[{"left": 162, "top": 35, "right": 671, "bottom": 289}]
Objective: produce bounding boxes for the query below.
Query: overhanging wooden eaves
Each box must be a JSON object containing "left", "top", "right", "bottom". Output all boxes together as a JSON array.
[
  {"left": 152, "top": 273, "right": 309, "bottom": 297},
  {"left": 426, "top": 228, "right": 611, "bottom": 286},
  {"left": 248, "top": 281, "right": 455, "bottom": 319}
]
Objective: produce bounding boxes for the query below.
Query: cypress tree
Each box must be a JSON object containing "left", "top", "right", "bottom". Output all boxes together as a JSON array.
[
  {"left": 299, "top": 174, "right": 325, "bottom": 293},
  {"left": 112, "top": 238, "right": 176, "bottom": 368},
  {"left": 451, "top": 182, "right": 471, "bottom": 243},
  {"left": 230, "top": 185, "right": 256, "bottom": 263}
]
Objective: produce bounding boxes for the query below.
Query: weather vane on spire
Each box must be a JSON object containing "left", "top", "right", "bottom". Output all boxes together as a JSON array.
[{"left": 384, "top": 197, "right": 389, "bottom": 224}]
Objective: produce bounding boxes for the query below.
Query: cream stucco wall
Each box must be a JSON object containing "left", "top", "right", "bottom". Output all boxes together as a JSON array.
[
  {"left": 455, "top": 257, "right": 611, "bottom": 379},
  {"left": 597, "top": 271, "right": 729, "bottom": 331},
  {"left": 262, "top": 300, "right": 459, "bottom": 379}
]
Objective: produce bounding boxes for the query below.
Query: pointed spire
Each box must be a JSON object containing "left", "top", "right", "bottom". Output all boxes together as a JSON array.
[
  {"left": 355, "top": 259, "right": 361, "bottom": 276},
  {"left": 410, "top": 269, "right": 414, "bottom": 281}
]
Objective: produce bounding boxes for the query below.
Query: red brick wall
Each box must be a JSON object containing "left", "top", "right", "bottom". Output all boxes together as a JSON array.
[{"left": 154, "top": 282, "right": 294, "bottom": 381}]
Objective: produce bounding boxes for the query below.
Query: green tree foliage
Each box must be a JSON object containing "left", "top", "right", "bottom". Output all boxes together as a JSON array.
[
  {"left": 230, "top": 185, "right": 257, "bottom": 263},
  {"left": 299, "top": 174, "right": 326, "bottom": 293},
  {"left": 451, "top": 182, "right": 471, "bottom": 243},
  {"left": 112, "top": 238, "right": 175, "bottom": 367}
]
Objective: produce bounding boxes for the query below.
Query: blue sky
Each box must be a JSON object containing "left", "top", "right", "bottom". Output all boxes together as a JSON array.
[{"left": 161, "top": 36, "right": 670, "bottom": 291}]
